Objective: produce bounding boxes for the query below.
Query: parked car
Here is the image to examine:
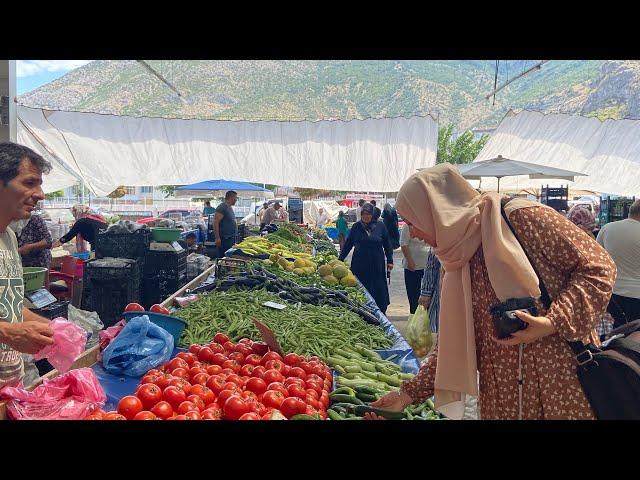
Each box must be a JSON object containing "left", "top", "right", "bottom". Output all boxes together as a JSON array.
[{"left": 137, "top": 209, "right": 200, "bottom": 225}]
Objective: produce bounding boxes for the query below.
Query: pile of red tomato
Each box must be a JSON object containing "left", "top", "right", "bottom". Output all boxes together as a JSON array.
[{"left": 85, "top": 333, "right": 333, "bottom": 420}]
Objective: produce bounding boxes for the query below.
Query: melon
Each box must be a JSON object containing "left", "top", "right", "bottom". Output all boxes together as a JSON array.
[
  {"left": 332, "top": 265, "right": 349, "bottom": 279},
  {"left": 277, "top": 257, "right": 289, "bottom": 268},
  {"left": 293, "top": 268, "right": 305, "bottom": 275},
  {"left": 318, "top": 264, "right": 333, "bottom": 277},
  {"left": 323, "top": 275, "right": 339, "bottom": 285},
  {"left": 294, "top": 258, "right": 306, "bottom": 268},
  {"left": 340, "top": 275, "right": 357, "bottom": 287},
  {"left": 286, "top": 262, "right": 295, "bottom": 272}
]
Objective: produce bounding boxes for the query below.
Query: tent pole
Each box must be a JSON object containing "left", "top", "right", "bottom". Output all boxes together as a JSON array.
[{"left": 497, "top": 177, "right": 501, "bottom": 193}]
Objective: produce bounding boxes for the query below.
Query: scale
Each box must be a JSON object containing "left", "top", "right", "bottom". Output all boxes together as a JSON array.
[
  {"left": 149, "top": 241, "right": 184, "bottom": 253},
  {"left": 24, "top": 288, "right": 58, "bottom": 309}
]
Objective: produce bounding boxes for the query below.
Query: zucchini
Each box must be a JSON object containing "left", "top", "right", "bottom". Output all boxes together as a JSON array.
[
  {"left": 425, "top": 399, "right": 435, "bottom": 411},
  {"left": 331, "top": 386, "right": 357, "bottom": 397},
  {"left": 327, "top": 409, "right": 343, "bottom": 421},
  {"left": 333, "top": 365, "right": 346, "bottom": 374},
  {"left": 352, "top": 405, "right": 406, "bottom": 420},
  {"left": 354, "top": 385, "right": 383, "bottom": 396},
  {"left": 344, "top": 365, "right": 362, "bottom": 373},
  {"left": 356, "top": 392, "right": 378, "bottom": 403},
  {"left": 330, "top": 394, "right": 364, "bottom": 405},
  {"left": 290, "top": 414, "right": 320, "bottom": 421}
]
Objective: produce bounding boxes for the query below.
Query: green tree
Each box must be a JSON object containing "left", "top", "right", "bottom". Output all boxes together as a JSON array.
[
  {"left": 45, "top": 190, "right": 64, "bottom": 200},
  {"left": 157, "top": 185, "right": 177, "bottom": 198},
  {"left": 437, "top": 124, "right": 489, "bottom": 165}
]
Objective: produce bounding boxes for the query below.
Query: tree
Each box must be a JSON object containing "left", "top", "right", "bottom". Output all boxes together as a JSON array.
[
  {"left": 107, "top": 186, "right": 127, "bottom": 208},
  {"left": 157, "top": 185, "right": 177, "bottom": 198},
  {"left": 437, "top": 124, "right": 489, "bottom": 165},
  {"left": 45, "top": 190, "right": 64, "bottom": 200}
]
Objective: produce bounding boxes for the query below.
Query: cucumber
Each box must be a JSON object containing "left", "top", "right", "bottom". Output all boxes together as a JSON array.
[
  {"left": 290, "top": 414, "right": 320, "bottom": 420},
  {"left": 330, "top": 394, "right": 364, "bottom": 405},
  {"left": 354, "top": 385, "right": 383, "bottom": 396},
  {"left": 331, "top": 386, "right": 357, "bottom": 396},
  {"left": 334, "top": 365, "right": 346, "bottom": 374},
  {"left": 425, "top": 399, "right": 436, "bottom": 411},
  {"left": 344, "top": 365, "right": 362, "bottom": 373},
  {"left": 352, "top": 405, "right": 406, "bottom": 420},
  {"left": 399, "top": 373, "right": 416, "bottom": 380},
  {"left": 327, "top": 409, "right": 343, "bottom": 420},
  {"left": 356, "top": 392, "right": 378, "bottom": 403}
]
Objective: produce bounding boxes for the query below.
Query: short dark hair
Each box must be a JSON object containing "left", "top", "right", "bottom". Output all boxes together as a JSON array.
[
  {"left": 186, "top": 232, "right": 197, "bottom": 240},
  {"left": 0, "top": 142, "right": 52, "bottom": 186},
  {"left": 370, "top": 200, "right": 376, "bottom": 206},
  {"left": 358, "top": 199, "right": 365, "bottom": 205},
  {"left": 225, "top": 190, "right": 237, "bottom": 200},
  {"left": 630, "top": 199, "right": 640, "bottom": 217},
  {"left": 205, "top": 200, "right": 211, "bottom": 206}
]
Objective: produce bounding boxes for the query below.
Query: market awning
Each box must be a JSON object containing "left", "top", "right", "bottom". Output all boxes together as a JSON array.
[
  {"left": 474, "top": 110, "right": 640, "bottom": 196},
  {"left": 175, "top": 179, "right": 274, "bottom": 198},
  {"left": 17, "top": 105, "right": 438, "bottom": 197}
]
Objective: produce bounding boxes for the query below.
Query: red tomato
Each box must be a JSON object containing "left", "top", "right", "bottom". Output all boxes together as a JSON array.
[
  {"left": 184, "top": 411, "right": 202, "bottom": 420},
  {"left": 263, "top": 369, "right": 284, "bottom": 385},
  {"left": 150, "top": 304, "right": 170, "bottom": 315},
  {"left": 141, "top": 373, "right": 160, "bottom": 385},
  {"left": 239, "top": 412, "right": 260, "bottom": 420},
  {"left": 306, "top": 374, "right": 324, "bottom": 384},
  {"left": 201, "top": 405, "right": 223, "bottom": 420},
  {"left": 124, "top": 303, "right": 145, "bottom": 312},
  {"left": 283, "top": 352, "right": 302, "bottom": 366},
  {"left": 267, "top": 382, "right": 289, "bottom": 396},
  {"left": 289, "top": 366, "right": 307, "bottom": 380},
  {"left": 222, "top": 360, "right": 241, "bottom": 373},
  {"left": 279, "top": 397, "right": 306, "bottom": 418},
  {"left": 262, "top": 390, "right": 285, "bottom": 409},
  {"left": 245, "top": 377, "right": 267, "bottom": 395},
  {"left": 234, "top": 343, "right": 254, "bottom": 357},
  {"left": 305, "top": 396, "right": 321, "bottom": 410},
  {"left": 206, "top": 375, "right": 227, "bottom": 394},
  {"left": 251, "top": 366, "right": 266, "bottom": 379},
  {"left": 206, "top": 364, "right": 223, "bottom": 376},
  {"left": 323, "top": 378, "right": 332, "bottom": 392},
  {"left": 221, "top": 368, "right": 235, "bottom": 376},
  {"left": 228, "top": 352, "right": 245, "bottom": 364},
  {"left": 305, "top": 380, "right": 323, "bottom": 396},
  {"left": 311, "top": 365, "right": 325, "bottom": 378},
  {"left": 177, "top": 401, "right": 199, "bottom": 415},
  {"left": 317, "top": 409, "right": 327, "bottom": 420},
  {"left": 154, "top": 373, "right": 173, "bottom": 390},
  {"left": 305, "top": 389, "right": 320, "bottom": 400},
  {"left": 162, "top": 386, "right": 187, "bottom": 408},
  {"left": 191, "top": 385, "right": 216, "bottom": 405},
  {"left": 244, "top": 354, "right": 262, "bottom": 366},
  {"left": 238, "top": 338, "right": 252, "bottom": 345},
  {"left": 319, "top": 391, "right": 330, "bottom": 408},
  {"left": 197, "top": 347, "right": 216, "bottom": 364},
  {"left": 211, "top": 353, "right": 228, "bottom": 366},
  {"left": 264, "top": 359, "right": 285, "bottom": 372},
  {"left": 281, "top": 365, "right": 291, "bottom": 377},
  {"left": 171, "top": 367, "right": 190, "bottom": 379},
  {"left": 136, "top": 383, "right": 162, "bottom": 410},
  {"left": 176, "top": 352, "right": 197, "bottom": 366},
  {"left": 85, "top": 413, "right": 104, "bottom": 420},
  {"left": 240, "top": 364, "right": 255, "bottom": 377},
  {"left": 223, "top": 395, "right": 250, "bottom": 420},
  {"left": 225, "top": 374, "right": 244, "bottom": 388},
  {"left": 217, "top": 389, "right": 237, "bottom": 407},
  {"left": 133, "top": 411, "right": 157, "bottom": 420},
  {"left": 188, "top": 344, "right": 202, "bottom": 355},
  {"left": 186, "top": 395, "right": 206, "bottom": 411},
  {"left": 242, "top": 390, "right": 258, "bottom": 402},
  {"left": 223, "top": 341, "right": 236, "bottom": 352},
  {"left": 304, "top": 405, "right": 319, "bottom": 417},
  {"left": 287, "top": 384, "right": 307, "bottom": 399},
  {"left": 117, "top": 395, "right": 143, "bottom": 420},
  {"left": 191, "top": 373, "right": 210, "bottom": 386},
  {"left": 251, "top": 341, "right": 269, "bottom": 356},
  {"left": 104, "top": 412, "right": 127, "bottom": 420},
  {"left": 208, "top": 342, "right": 226, "bottom": 355},
  {"left": 213, "top": 333, "right": 230, "bottom": 345},
  {"left": 167, "top": 357, "right": 189, "bottom": 372},
  {"left": 284, "top": 377, "right": 305, "bottom": 388},
  {"left": 188, "top": 367, "right": 206, "bottom": 380},
  {"left": 150, "top": 401, "right": 174, "bottom": 419},
  {"left": 169, "top": 378, "right": 192, "bottom": 395},
  {"left": 261, "top": 351, "right": 283, "bottom": 365}
]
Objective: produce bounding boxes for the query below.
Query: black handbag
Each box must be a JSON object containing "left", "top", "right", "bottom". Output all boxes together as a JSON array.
[{"left": 502, "top": 201, "right": 640, "bottom": 420}]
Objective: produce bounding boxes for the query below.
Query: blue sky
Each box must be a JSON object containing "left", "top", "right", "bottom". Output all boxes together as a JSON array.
[{"left": 16, "top": 60, "right": 93, "bottom": 95}]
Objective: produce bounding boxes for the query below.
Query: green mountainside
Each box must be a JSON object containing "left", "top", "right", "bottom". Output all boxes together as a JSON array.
[{"left": 18, "top": 60, "right": 640, "bottom": 129}]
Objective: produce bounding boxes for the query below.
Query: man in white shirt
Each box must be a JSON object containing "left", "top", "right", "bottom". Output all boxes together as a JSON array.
[
  {"left": 316, "top": 208, "right": 329, "bottom": 228},
  {"left": 355, "top": 199, "right": 365, "bottom": 223},
  {"left": 596, "top": 199, "right": 640, "bottom": 328}
]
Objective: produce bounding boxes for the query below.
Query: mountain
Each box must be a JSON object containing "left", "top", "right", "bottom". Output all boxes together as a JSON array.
[{"left": 18, "top": 60, "right": 640, "bottom": 130}]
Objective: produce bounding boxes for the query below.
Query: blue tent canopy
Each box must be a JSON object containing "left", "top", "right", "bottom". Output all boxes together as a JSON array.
[{"left": 175, "top": 179, "right": 273, "bottom": 198}]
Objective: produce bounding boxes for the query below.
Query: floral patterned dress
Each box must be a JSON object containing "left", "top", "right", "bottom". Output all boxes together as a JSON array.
[
  {"left": 401, "top": 206, "right": 616, "bottom": 420},
  {"left": 16, "top": 215, "right": 52, "bottom": 268}
]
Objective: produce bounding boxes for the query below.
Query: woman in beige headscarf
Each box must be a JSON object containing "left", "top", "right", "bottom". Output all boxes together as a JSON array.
[{"left": 368, "top": 163, "right": 616, "bottom": 420}]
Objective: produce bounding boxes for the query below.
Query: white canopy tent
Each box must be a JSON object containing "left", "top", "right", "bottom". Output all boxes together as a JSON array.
[
  {"left": 17, "top": 105, "right": 438, "bottom": 196},
  {"left": 474, "top": 110, "right": 640, "bottom": 196}
]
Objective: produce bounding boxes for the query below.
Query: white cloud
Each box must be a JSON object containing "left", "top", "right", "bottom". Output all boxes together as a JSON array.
[{"left": 16, "top": 60, "right": 93, "bottom": 77}]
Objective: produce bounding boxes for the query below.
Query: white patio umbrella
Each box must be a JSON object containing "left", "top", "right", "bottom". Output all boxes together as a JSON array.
[{"left": 455, "top": 155, "right": 588, "bottom": 192}]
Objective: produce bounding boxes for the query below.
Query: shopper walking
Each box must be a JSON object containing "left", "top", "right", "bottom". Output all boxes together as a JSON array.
[
  {"left": 596, "top": 199, "right": 640, "bottom": 328},
  {"left": 316, "top": 208, "right": 329, "bottom": 229},
  {"left": 382, "top": 203, "right": 400, "bottom": 250},
  {"left": 339, "top": 203, "right": 394, "bottom": 314},
  {"left": 355, "top": 199, "right": 365, "bottom": 222},
  {"left": 400, "top": 224, "right": 429, "bottom": 314},
  {"left": 367, "top": 163, "right": 615, "bottom": 420},
  {"left": 418, "top": 249, "right": 441, "bottom": 333},
  {"left": 10, "top": 212, "right": 53, "bottom": 269},
  {"left": 213, "top": 190, "right": 238, "bottom": 258},
  {"left": 370, "top": 200, "right": 382, "bottom": 222},
  {"left": 335, "top": 211, "right": 349, "bottom": 251}
]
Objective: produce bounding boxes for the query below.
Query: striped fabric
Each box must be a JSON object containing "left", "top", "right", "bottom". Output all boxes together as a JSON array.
[{"left": 420, "top": 249, "right": 441, "bottom": 333}]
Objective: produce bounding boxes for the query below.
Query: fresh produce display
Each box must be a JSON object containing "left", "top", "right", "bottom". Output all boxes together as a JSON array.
[
  {"left": 265, "top": 252, "right": 318, "bottom": 277},
  {"left": 235, "top": 236, "right": 311, "bottom": 257},
  {"left": 313, "top": 239, "right": 338, "bottom": 253},
  {"left": 84, "top": 336, "right": 335, "bottom": 420},
  {"left": 175, "top": 289, "right": 394, "bottom": 356},
  {"left": 210, "top": 263, "right": 379, "bottom": 324},
  {"left": 327, "top": 398, "right": 446, "bottom": 420}
]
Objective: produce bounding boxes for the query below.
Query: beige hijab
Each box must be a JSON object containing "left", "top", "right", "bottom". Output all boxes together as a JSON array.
[{"left": 396, "top": 163, "right": 541, "bottom": 419}]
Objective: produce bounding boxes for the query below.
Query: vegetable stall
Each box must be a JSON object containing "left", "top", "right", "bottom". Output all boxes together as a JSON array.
[{"left": 0, "top": 224, "right": 440, "bottom": 421}]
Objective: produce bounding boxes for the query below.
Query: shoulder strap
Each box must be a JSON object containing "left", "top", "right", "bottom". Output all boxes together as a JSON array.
[{"left": 500, "top": 198, "right": 590, "bottom": 357}]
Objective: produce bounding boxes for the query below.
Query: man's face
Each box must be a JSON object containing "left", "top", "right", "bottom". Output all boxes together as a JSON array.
[
  {"left": 0, "top": 159, "right": 45, "bottom": 222},
  {"left": 228, "top": 195, "right": 238, "bottom": 206},
  {"left": 274, "top": 204, "right": 281, "bottom": 210}
]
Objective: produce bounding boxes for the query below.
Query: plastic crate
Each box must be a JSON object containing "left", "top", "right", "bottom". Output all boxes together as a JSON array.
[
  {"left": 95, "top": 229, "right": 151, "bottom": 261},
  {"left": 31, "top": 300, "right": 69, "bottom": 320},
  {"left": 144, "top": 250, "right": 187, "bottom": 277},
  {"left": 142, "top": 273, "right": 188, "bottom": 308},
  {"left": 215, "top": 257, "right": 249, "bottom": 278},
  {"left": 85, "top": 257, "right": 141, "bottom": 281}
]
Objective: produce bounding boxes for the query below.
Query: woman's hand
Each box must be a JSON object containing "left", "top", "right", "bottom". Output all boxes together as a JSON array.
[
  {"left": 406, "top": 259, "right": 416, "bottom": 272},
  {"left": 493, "top": 310, "right": 557, "bottom": 346},
  {"left": 52, "top": 240, "right": 62, "bottom": 249},
  {"left": 418, "top": 295, "right": 431, "bottom": 309},
  {"left": 387, "top": 263, "right": 394, "bottom": 272},
  {"left": 363, "top": 390, "right": 413, "bottom": 420}
]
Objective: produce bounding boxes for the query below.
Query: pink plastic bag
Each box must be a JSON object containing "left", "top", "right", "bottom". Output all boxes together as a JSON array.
[
  {"left": 0, "top": 368, "right": 106, "bottom": 420},
  {"left": 34, "top": 318, "right": 87, "bottom": 373},
  {"left": 97, "top": 320, "right": 126, "bottom": 362}
]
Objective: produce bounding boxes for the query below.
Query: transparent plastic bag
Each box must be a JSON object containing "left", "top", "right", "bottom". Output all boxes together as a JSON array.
[
  {"left": 33, "top": 318, "right": 87, "bottom": 373},
  {"left": 0, "top": 367, "right": 106, "bottom": 420},
  {"left": 67, "top": 304, "right": 104, "bottom": 349},
  {"left": 101, "top": 315, "right": 174, "bottom": 377},
  {"left": 406, "top": 306, "right": 433, "bottom": 357}
]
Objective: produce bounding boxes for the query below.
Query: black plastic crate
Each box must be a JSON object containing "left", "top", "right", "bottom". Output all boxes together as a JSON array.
[
  {"left": 144, "top": 250, "right": 187, "bottom": 277},
  {"left": 82, "top": 279, "right": 141, "bottom": 328},
  {"left": 31, "top": 300, "right": 69, "bottom": 320},
  {"left": 142, "top": 273, "right": 187, "bottom": 308},
  {"left": 95, "top": 229, "right": 151, "bottom": 261}
]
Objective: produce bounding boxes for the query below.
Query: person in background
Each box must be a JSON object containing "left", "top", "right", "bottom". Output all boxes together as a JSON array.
[
  {"left": 213, "top": 190, "right": 238, "bottom": 258},
  {"left": 355, "top": 199, "right": 365, "bottom": 222},
  {"left": 258, "top": 202, "right": 269, "bottom": 229},
  {"left": 203, "top": 200, "right": 215, "bottom": 217},
  {"left": 10, "top": 212, "right": 52, "bottom": 269},
  {"left": 0, "top": 142, "right": 55, "bottom": 389},
  {"left": 370, "top": 200, "right": 382, "bottom": 222},
  {"left": 316, "top": 208, "right": 329, "bottom": 229},
  {"left": 179, "top": 231, "right": 199, "bottom": 253},
  {"left": 596, "top": 199, "right": 640, "bottom": 328},
  {"left": 367, "top": 163, "right": 615, "bottom": 420},
  {"left": 382, "top": 203, "right": 400, "bottom": 250},
  {"left": 335, "top": 210, "right": 349, "bottom": 251},
  {"left": 419, "top": 249, "right": 441, "bottom": 333},
  {"left": 261, "top": 202, "right": 281, "bottom": 229},
  {"left": 52, "top": 204, "right": 107, "bottom": 251},
  {"left": 339, "top": 203, "right": 394, "bottom": 314},
  {"left": 567, "top": 205, "right": 598, "bottom": 238},
  {"left": 400, "top": 223, "right": 429, "bottom": 314}
]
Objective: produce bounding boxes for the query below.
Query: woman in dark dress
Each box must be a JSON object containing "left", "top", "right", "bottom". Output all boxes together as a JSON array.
[
  {"left": 339, "top": 203, "right": 394, "bottom": 314},
  {"left": 382, "top": 203, "right": 400, "bottom": 250}
]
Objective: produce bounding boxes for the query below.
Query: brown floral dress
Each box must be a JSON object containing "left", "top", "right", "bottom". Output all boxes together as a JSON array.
[{"left": 401, "top": 206, "right": 616, "bottom": 420}]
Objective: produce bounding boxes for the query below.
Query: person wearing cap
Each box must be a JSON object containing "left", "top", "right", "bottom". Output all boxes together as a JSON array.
[
  {"left": 339, "top": 203, "right": 394, "bottom": 314},
  {"left": 261, "top": 202, "right": 282, "bottom": 229}
]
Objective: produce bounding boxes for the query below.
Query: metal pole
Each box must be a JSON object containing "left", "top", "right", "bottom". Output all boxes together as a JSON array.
[{"left": 497, "top": 177, "right": 501, "bottom": 193}]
